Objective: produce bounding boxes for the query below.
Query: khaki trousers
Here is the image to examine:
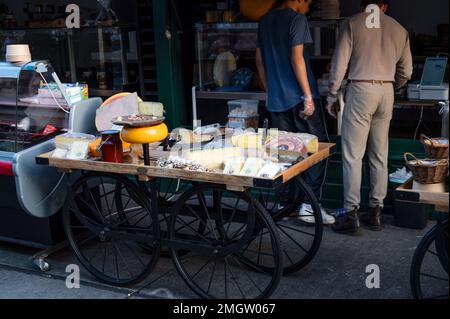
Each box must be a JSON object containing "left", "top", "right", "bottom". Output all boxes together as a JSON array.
[{"left": 342, "top": 82, "right": 394, "bottom": 211}]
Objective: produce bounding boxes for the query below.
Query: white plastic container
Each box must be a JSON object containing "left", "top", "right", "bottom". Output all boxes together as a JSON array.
[
  {"left": 6, "top": 44, "right": 31, "bottom": 63},
  {"left": 227, "top": 99, "right": 259, "bottom": 116}
]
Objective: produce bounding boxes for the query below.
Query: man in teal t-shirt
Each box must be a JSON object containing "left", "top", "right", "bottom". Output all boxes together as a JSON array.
[{"left": 256, "top": 0, "right": 333, "bottom": 225}]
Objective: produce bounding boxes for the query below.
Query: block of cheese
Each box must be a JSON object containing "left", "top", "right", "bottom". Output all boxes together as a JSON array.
[
  {"left": 266, "top": 135, "right": 308, "bottom": 159},
  {"left": 185, "top": 147, "right": 244, "bottom": 170},
  {"left": 138, "top": 102, "right": 164, "bottom": 117},
  {"left": 295, "top": 133, "right": 319, "bottom": 154},
  {"left": 223, "top": 157, "right": 246, "bottom": 175},
  {"left": 240, "top": 157, "right": 266, "bottom": 177},
  {"left": 257, "top": 162, "right": 281, "bottom": 178},
  {"left": 231, "top": 132, "right": 262, "bottom": 149},
  {"left": 67, "top": 141, "right": 90, "bottom": 160},
  {"left": 273, "top": 131, "right": 319, "bottom": 154}
]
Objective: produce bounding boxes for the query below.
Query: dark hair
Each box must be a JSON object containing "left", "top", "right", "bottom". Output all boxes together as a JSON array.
[{"left": 361, "top": 0, "right": 389, "bottom": 7}]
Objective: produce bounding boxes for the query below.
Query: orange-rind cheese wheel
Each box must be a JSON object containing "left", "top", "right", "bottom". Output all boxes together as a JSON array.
[{"left": 121, "top": 123, "right": 169, "bottom": 144}]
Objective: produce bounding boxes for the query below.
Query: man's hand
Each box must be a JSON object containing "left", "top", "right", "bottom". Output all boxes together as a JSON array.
[
  {"left": 301, "top": 96, "right": 315, "bottom": 119},
  {"left": 326, "top": 95, "right": 340, "bottom": 119},
  {"left": 299, "top": 97, "right": 316, "bottom": 120}
]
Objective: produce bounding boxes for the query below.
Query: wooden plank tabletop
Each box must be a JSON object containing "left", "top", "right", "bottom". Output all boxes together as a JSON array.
[
  {"left": 36, "top": 143, "right": 335, "bottom": 190},
  {"left": 396, "top": 179, "right": 449, "bottom": 213}
]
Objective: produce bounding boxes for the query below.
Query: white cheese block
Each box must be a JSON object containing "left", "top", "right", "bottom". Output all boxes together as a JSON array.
[
  {"left": 240, "top": 157, "right": 266, "bottom": 177},
  {"left": 257, "top": 163, "right": 281, "bottom": 179},
  {"left": 223, "top": 157, "right": 246, "bottom": 175},
  {"left": 185, "top": 148, "right": 244, "bottom": 170},
  {"left": 67, "top": 141, "right": 90, "bottom": 160}
]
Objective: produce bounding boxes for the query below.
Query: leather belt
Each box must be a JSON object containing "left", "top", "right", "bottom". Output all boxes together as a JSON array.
[{"left": 349, "top": 80, "right": 394, "bottom": 84}]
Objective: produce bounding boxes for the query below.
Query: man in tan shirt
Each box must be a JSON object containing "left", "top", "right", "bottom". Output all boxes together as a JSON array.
[{"left": 327, "top": 0, "right": 413, "bottom": 234}]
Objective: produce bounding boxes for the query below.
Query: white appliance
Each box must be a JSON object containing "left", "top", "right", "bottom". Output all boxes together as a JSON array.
[{"left": 408, "top": 57, "right": 449, "bottom": 101}]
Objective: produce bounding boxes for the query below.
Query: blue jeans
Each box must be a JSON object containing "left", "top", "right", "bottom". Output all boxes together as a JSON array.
[{"left": 269, "top": 100, "right": 329, "bottom": 204}]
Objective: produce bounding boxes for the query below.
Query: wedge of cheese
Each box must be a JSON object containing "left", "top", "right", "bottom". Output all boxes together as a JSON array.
[{"left": 138, "top": 102, "right": 164, "bottom": 117}]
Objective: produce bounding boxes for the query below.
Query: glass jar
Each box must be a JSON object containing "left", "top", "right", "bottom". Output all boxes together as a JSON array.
[{"left": 100, "top": 130, "right": 123, "bottom": 163}]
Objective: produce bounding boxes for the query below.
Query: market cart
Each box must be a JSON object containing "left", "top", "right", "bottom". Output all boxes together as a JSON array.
[
  {"left": 396, "top": 180, "right": 449, "bottom": 300},
  {"left": 36, "top": 142, "right": 334, "bottom": 299}
]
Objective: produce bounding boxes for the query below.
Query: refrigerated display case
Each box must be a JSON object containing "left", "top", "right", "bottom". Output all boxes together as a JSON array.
[
  {"left": 0, "top": 60, "right": 101, "bottom": 248},
  {"left": 0, "top": 27, "right": 139, "bottom": 98}
]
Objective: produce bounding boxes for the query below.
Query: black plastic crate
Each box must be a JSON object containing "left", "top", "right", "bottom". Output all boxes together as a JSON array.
[{"left": 394, "top": 199, "right": 431, "bottom": 230}]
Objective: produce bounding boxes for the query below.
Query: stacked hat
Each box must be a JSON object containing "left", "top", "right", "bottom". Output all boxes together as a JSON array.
[
  {"left": 320, "top": 0, "right": 340, "bottom": 20},
  {"left": 6, "top": 44, "right": 32, "bottom": 64}
]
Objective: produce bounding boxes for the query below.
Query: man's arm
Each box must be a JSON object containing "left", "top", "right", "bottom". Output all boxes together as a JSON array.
[
  {"left": 291, "top": 44, "right": 314, "bottom": 116},
  {"left": 395, "top": 35, "right": 413, "bottom": 89},
  {"left": 328, "top": 20, "right": 353, "bottom": 97},
  {"left": 255, "top": 48, "right": 268, "bottom": 92},
  {"left": 291, "top": 44, "right": 313, "bottom": 98}
]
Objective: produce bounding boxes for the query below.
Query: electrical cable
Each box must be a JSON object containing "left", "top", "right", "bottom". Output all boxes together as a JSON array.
[
  {"left": 413, "top": 106, "right": 424, "bottom": 140},
  {"left": 169, "top": 0, "right": 184, "bottom": 34},
  {"left": 38, "top": 71, "right": 70, "bottom": 114}
]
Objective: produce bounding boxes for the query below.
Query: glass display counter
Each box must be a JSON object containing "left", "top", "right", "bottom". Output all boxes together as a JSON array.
[
  {"left": 0, "top": 60, "right": 102, "bottom": 248},
  {"left": 0, "top": 27, "right": 138, "bottom": 98}
]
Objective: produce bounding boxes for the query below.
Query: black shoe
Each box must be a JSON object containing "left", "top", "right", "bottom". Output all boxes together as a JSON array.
[{"left": 332, "top": 208, "right": 360, "bottom": 234}]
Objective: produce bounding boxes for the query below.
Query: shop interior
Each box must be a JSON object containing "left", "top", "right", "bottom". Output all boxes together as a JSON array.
[{"left": 1, "top": 0, "right": 448, "bottom": 211}]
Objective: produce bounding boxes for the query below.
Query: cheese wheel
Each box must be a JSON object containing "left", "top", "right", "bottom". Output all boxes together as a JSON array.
[{"left": 121, "top": 123, "right": 169, "bottom": 144}]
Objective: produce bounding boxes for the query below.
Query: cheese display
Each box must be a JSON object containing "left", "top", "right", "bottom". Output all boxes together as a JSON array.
[{"left": 185, "top": 147, "right": 244, "bottom": 170}]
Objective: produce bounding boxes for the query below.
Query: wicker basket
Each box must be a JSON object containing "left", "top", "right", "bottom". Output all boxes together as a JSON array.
[
  {"left": 404, "top": 153, "right": 449, "bottom": 184},
  {"left": 421, "top": 134, "right": 449, "bottom": 159}
]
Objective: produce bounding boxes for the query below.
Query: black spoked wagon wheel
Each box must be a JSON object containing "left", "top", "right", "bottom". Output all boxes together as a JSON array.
[
  {"left": 168, "top": 184, "right": 283, "bottom": 299},
  {"left": 63, "top": 172, "right": 161, "bottom": 287},
  {"left": 153, "top": 178, "right": 193, "bottom": 235},
  {"left": 253, "top": 177, "right": 323, "bottom": 275},
  {"left": 410, "top": 219, "right": 449, "bottom": 299}
]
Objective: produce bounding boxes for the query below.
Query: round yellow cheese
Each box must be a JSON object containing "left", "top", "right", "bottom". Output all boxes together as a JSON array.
[{"left": 121, "top": 123, "right": 169, "bottom": 144}]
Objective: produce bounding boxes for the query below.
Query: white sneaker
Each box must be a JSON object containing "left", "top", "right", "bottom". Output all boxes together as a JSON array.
[{"left": 298, "top": 204, "right": 336, "bottom": 225}]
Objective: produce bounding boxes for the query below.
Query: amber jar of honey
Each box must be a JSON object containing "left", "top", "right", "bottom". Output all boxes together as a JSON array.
[{"left": 100, "top": 130, "right": 123, "bottom": 163}]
